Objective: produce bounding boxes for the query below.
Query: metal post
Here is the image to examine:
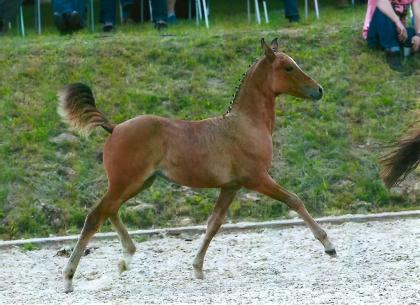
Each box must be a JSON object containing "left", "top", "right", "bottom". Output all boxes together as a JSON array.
[
  {"left": 305, "top": 0, "right": 308, "bottom": 19},
  {"left": 35, "top": 0, "right": 41, "bottom": 34},
  {"left": 254, "top": 0, "right": 261, "bottom": 24},
  {"left": 19, "top": 6, "right": 25, "bottom": 37},
  {"left": 195, "top": 0, "right": 199, "bottom": 25},
  {"left": 247, "top": 0, "right": 250, "bottom": 22},
  {"left": 119, "top": 3, "right": 123, "bottom": 24},
  {"left": 90, "top": 0, "right": 95, "bottom": 32},
  {"left": 197, "top": 0, "right": 203, "bottom": 20},
  {"left": 262, "top": 1, "right": 268, "bottom": 23},
  {"left": 188, "top": 0, "right": 192, "bottom": 20},
  {"left": 149, "top": 0, "right": 153, "bottom": 22},
  {"left": 314, "top": 0, "right": 320, "bottom": 19},
  {"left": 140, "top": 0, "right": 144, "bottom": 23},
  {"left": 201, "top": 0, "right": 209, "bottom": 28}
]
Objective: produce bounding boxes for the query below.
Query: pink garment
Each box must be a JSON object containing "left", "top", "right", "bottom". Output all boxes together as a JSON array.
[{"left": 362, "top": 0, "right": 419, "bottom": 39}]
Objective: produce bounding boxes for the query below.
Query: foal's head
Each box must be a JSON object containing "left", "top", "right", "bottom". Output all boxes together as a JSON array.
[{"left": 260, "top": 38, "right": 323, "bottom": 101}]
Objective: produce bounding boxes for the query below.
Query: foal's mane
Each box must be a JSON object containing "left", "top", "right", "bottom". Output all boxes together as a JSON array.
[{"left": 224, "top": 58, "right": 260, "bottom": 115}]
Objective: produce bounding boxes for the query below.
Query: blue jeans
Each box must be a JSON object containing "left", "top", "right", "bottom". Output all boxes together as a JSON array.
[
  {"left": 100, "top": 0, "right": 133, "bottom": 24},
  {"left": 367, "top": 8, "right": 414, "bottom": 50},
  {"left": 53, "top": 0, "right": 85, "bottom": 19},
  {"left": 284, "top": 0, "right": 299, "bottom": 21},
  {"left": 151, "top": 0, "right": 167, "bottom": 22}
]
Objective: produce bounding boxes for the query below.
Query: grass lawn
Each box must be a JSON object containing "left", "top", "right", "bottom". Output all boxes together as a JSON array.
[{"left": 0, "top": 2, "right": 419, "bottom": 239}]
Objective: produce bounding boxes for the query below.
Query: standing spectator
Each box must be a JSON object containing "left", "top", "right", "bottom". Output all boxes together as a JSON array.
[
  {"left": 151, "top": 0, "right": 168, "bottom": 29},
  {"left": 167, "top": 0, "right": 176, "bottom": 23},
  {"left": 283, "top": 0, "right": 300, "bottom": 22},
  {"left": 0, "top": 0, "right": 24, "bottom": 35},
  {"left": 52, "top": 0, "right": 86, "bottom": 34},
  {"left": 100, "top": 0, "right": 133, "bottom": 32},
  {"left": 363, "top": 0, "right": 420, "bottom": 71}
]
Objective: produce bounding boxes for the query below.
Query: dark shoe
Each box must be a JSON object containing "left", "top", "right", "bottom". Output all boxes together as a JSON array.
[
  {"left": 154, "top": 20, "right": 167, "bottom": 31},
  {"left": 53, "top": 12, "right": 68, "bottom": 34},
  {"left": 386, "top": 51, "right": 404, "bottom": 72},
  {"left": 102, "top": 23, "right": 115, "bottom": 32},
  {"left": 286, "top": 15, "right": 300, "bottom": 23},
  {"left": 67, "top": 11, "right": 82, "bottom": 31}
]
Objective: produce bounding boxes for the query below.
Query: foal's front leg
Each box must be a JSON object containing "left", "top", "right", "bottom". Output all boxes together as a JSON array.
[
  {"left": 193, "top": 187, "right": 239, "bottom": 279},
  {"left": 250, "top": 175, "right": 336, "bottom": 255}
]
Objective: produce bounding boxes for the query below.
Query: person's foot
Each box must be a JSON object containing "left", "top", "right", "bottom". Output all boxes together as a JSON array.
[
  {"left": 67, "top": 11, "right": 82, "bottom": 31},
  {"left": 286, "top": 15, "right": 300, "bottom": 23},
  {"left": 102, "top": 22, "right": 115, "bottom": 32},
  {"left": 386, "top": 50, "right": 404, "bottom": 72},
  {"left": 337, "top": 0, "right": 350, "bottom": 8},
  {"left": 53, "top": 12, "right": 68, "bottom": 34},
  {"left": 167, "top": 13, "right": 177, "bottom": 24},
  {"left": 154, "top": 20, "right": 167, "bottom": 31}
]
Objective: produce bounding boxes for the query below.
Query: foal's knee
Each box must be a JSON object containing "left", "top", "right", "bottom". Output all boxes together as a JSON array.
[{"left": 286, "top": 193, "right": 305, "bottom": 212}]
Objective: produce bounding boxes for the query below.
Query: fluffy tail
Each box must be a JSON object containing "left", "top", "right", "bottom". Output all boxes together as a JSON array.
[
  {"left": 380, "top": 123, "right": 420, "bottom": 188},
  {"left": 57, "top": 83, "right": 114, "bottom": 135}
]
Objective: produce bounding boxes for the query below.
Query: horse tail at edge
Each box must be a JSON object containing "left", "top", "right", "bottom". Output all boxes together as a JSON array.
[
  {"left": 380, "top": 123, "right": 420, "bottom": 188},
  {"left": 57, "top": 83, "right": 114, "bottom": 136}
]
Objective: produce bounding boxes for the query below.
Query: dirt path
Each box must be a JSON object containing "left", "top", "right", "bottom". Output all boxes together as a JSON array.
[{"left": 1, "top": 218, "right": 419, "bottom": 305}]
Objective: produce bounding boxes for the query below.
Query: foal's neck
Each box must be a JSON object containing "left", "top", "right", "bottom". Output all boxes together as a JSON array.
[{"left": 226, "top": 59, "right": 276, "bottom": 133}]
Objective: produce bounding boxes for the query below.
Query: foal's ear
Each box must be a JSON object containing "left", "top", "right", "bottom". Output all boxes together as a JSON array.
[{"left": 260, "top": 38, "right": 276, "bottom": 61}]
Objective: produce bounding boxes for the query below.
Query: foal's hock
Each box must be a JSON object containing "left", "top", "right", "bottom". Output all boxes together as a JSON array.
[{"left": 59, "top": 38, "right": 335, "bottom": 293}]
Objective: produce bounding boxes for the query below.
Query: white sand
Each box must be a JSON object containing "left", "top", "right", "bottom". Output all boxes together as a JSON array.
[{"left": 1, "top": 218, "right": 419, "bottom": 305}]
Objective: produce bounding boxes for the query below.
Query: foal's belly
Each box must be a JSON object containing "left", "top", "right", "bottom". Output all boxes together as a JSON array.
[{"left": 159, "top": 151, "right": 234, "bottom": 188}]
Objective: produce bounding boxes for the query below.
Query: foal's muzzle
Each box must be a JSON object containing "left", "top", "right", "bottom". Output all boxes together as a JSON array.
[{"left": 307, "top": 85, "right": 323, "bottom": 101}]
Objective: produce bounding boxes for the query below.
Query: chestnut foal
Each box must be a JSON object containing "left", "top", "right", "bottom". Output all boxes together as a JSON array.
[{"left": 59, "top": 38, "right": 336, "bottom": 293}]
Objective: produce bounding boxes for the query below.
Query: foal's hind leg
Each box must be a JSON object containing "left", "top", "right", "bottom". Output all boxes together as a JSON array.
[
  {"left": 110, "top": 214, "right": 136, "bottom": 273},
  {"left": 63, "top": 192, "right": 122, "bottom": 293},
  {"left": 109, "top": 174, "right": 156, "bottom": 273},
  {"left": 193, "top": 187, "right": 239, "bottom": 279},
  {"left": 250, "top": 175, "right": 336, "bottom": 256}
]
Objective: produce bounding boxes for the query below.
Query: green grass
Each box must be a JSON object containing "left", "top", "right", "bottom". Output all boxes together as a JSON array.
[{"left": 0, "top": 3, "right": 419, "bottom": 239}]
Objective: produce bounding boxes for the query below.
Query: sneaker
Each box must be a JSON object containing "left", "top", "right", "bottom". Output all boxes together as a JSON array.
[
  {"left": 154, "top": 20, "right": 167, "bottom": 31},
  {"left": 167, "top": 14, "right": 177, "bottom": 24},
  {"left": 386, "top": 50, "right": 404, "bottom": 72},
  {"left": 67, "top": 11, "right": 82, "bottom": 31},
  {"left": 102, "top": 22, "right": 115, "bottom": 32},
  {"left": 53, "top": 12, "right": 68, "bottom": 34}
]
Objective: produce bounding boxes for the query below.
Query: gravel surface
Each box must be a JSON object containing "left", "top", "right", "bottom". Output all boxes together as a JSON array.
[{"left": 1, "top": 218, "right": 419, "bottom": 305}]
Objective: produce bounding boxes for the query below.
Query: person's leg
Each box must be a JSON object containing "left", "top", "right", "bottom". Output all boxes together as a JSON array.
[
  {"left": 53, "top": 0, "right": 73, "bottom": 15},
  {"left": 120, "top": 0, "right": 134, "bottom": 22},
  {"left": 367, "top": 9, "right": 404, "bottom": 71},
  {"left": 167, "top": 0, "right": 176, "bottom": 23},
  {"left": 151, "top": 0, "right": 168, "bottom": 29},
  {"left": 283, "top": 0, "right": 299, "bottom": 22},
  {"left": 100, "top": 0, "right": 117, "bottom": 31}
]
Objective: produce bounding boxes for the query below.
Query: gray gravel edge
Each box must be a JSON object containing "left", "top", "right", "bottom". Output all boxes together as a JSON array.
[{"left": 1, "top": 210, "right": 419, "bottom": 248}]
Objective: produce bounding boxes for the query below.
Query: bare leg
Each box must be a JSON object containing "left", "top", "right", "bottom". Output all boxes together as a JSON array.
[
  {"left": 110, "top": 214, "right": 136, "bottom": 273},
  {"left": 250, "top": 175, "right": 336, "bottom": 256},
  {"left": 63, "top": 193, "right": 121, "bottom": 293},
  {"left": 193, "top": 187, "right": 238, "bottom": 279},
  {"left": 167, "top": 0, "right": 176, "bottom": 15}
]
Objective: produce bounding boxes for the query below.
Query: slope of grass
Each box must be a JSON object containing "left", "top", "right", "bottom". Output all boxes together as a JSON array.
[{"left": 0, "top": 4, "right": 419, "bottom": 239}]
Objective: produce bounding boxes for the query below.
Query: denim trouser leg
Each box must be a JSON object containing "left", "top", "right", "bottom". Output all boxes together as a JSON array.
[
  {"left": 284, "top": 0, "right": 299, "bottom": 20},
  {"left": 151, "top": 0, "right": 167, "bottom": 22},
  {"left": 367, "top": 9, "right": 414, "bottom": 50},
  {"left": 121, "top": 0, "right": 134, "bottom": 20},
  {"left": 100, "top": 0, "right": 116, "bottom": 23},
  {"left": 53, "top": 0, "right": 74, "bottom": 14},
  {"left": 53, "top": 1, "right": 86, "bottom": 19}
]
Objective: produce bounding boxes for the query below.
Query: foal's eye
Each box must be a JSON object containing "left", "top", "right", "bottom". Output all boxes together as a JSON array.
[{"left": 285, "top": 66, "right": 294, "bottom": 72}]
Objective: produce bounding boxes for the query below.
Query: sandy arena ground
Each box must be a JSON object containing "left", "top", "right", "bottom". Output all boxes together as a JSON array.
[{"left": 0, "top": 218, "right": 419, "bottom": 305}]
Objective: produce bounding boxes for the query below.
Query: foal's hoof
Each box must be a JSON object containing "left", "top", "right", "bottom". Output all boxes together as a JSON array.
[
  {"left": 63, "top": 281, "right": 74, "bottom": 293},
  {"left": 193, "top": 267, "right": 204, "bottom": 280},
  {"left": 118, "top": 259, "right": 129, "bottom": 273},
  {"left": 325, "top": 248, "right": 337, "bottom": 257}
]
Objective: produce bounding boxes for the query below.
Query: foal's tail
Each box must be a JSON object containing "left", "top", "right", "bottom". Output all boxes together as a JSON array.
[
  {"left": 57, "top": 83, "right": 114, "bottom": 135},
  {"left": 380, "top": 123, "right": 420, "bottom": 188}
]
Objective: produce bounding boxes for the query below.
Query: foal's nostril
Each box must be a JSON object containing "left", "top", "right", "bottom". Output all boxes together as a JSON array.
[{"left": 318, "top": 87, "right": 323, "bottom": 95}]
